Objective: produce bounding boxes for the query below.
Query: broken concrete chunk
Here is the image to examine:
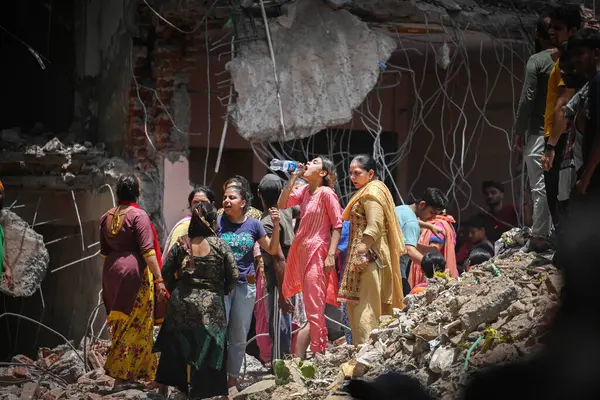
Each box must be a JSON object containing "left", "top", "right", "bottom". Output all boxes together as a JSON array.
[
  {"left": 356, "top": 345, "right": 383, "bottom": 366},
  {"left": 500, "top": 313, "right": 534, "bottom": 340},
  {"left": 413, "top": 323, "right": 439, "bottom": 341},
  {"left": 459, "top": 279, "right": 518, "bottom": 332},
  {"left": 507, "top": 300, "right": 526, "bottom": 316},
  {"left": 235, "top": 379, "right": 276, "bottom": 397},
  {"left": 429, "top": 346, "right": 456, "bottom": 374},
  {"left": 227, "top": 0, "right": 396, "bottom": 142},
  {"left": 48, "top": 350, "right": 85, "bottom": 384},
  {"left": 0, "top": 210, "right": 50, "bottom": 297},
  {"left": 341, "top": 359, "right": 369, "bottom": 378},
  {"left": 545, "top": 274, "right": 563, "bottom": 294}
]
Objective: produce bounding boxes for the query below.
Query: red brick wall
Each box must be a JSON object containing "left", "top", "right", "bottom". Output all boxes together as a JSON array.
[{"left": 126, "top": 4, "right": 215, "bottom": 164}]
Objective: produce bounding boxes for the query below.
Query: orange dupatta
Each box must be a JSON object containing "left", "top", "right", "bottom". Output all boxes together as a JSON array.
[{"left": 408, "top": 215, "right": 458, "bottom": 288}]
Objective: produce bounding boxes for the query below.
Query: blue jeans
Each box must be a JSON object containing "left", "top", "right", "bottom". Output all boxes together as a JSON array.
[{"left": 225, "top": 282, "right": 256, "bottom": 378}]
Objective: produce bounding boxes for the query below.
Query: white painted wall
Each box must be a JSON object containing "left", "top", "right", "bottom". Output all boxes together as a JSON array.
[{"left": 163, "top": 156, "right": 193, "bottom": 234}]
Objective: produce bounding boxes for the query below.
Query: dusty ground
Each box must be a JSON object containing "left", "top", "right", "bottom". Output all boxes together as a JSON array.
[{"left": 0, "top": 244, "right": 559, "bottom": 400}]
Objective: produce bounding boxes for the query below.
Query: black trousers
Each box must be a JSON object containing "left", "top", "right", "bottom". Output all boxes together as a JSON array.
[{"left": 543, "top": 134, "right": 568, "bottom": 230}]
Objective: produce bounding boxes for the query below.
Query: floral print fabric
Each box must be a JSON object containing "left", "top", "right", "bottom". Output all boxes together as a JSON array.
[{"left": 104, "top": 266, "right": 158, "bottom": 381}]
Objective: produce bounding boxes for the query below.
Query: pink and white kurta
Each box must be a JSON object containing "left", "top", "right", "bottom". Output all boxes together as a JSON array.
[{"left": 282, "top": 184, "right": 342, "bottom": 353}]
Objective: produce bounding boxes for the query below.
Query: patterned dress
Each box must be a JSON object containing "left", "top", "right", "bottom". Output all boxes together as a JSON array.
[
  {"left": 100, "top": 206, "right": 159, "bottom": 381},
  {"left": 153, "top": 236, "right": 238, "bottom": 398},
  {"left": 339, "top": 180, "right": 405, "bottom": 345}
]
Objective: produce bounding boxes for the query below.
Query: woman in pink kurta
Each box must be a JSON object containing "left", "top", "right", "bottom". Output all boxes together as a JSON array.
[{"left": 278, "top": 156, "right": 342, "bottom": 357}]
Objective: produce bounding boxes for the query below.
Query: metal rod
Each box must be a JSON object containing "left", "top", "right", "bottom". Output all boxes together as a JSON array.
[
  {"left": 71, "top": 190, "right": 86, "bottom": 251},
  {"left": 259, "top": 0, "right": 287, "bottom": 140},
  {"left": 52, "top": 250, "right": 101, "bottom": 273}
]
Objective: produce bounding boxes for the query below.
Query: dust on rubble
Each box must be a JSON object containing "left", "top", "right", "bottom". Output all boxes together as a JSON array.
[
  {"left": 237, "top": 251, "right": 560, "bottom": 400},
  {"left": 0, "top": 250, "right": 559, "bottom": 400},
  {"left": 0, "top": 128, "right": 128, "bottom": 185}
]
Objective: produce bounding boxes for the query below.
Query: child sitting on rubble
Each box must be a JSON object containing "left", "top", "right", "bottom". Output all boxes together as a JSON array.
[
  {"left": 408, "top": 252, "right": 446, "bottom": 295},
  {"left": 460, "top": 215, "right": 494, "bottom": 274},
  {"left": 464, "top": 247, "right": 493, "bottom": 273}
]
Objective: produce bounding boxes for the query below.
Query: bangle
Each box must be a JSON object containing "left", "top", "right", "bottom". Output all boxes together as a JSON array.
[{"left": 154, "top": 277, "right": 164, "bottom": 284}]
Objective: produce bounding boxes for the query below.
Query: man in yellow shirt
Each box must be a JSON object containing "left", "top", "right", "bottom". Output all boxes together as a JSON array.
[{"left": 541, "top": 4, "right": 582, "bottom": 233}]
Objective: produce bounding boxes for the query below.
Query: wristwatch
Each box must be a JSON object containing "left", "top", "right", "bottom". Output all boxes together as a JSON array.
[{"left": 545, "top": 143, "right": 556, "bottom": 152}]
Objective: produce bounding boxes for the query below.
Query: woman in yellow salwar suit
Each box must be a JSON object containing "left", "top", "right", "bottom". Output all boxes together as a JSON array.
[{"left": 338, "top": 155, "right": 406, "bottom": 344}]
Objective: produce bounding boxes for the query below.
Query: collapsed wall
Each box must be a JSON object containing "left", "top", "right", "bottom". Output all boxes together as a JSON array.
[
  {"left": 0, "top": 210, "right": 49, "bottom": 297},
  {"left": 0, "top": 129, "right": 129, "bottom": 190},
  {"left": 227, "top": 0, "right": 397, "bottom": 142}
]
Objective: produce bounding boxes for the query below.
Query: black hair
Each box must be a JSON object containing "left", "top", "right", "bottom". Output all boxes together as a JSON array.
[
  {"left": 548, "top": 4, "right": 583, "bottom": 31},
  {"left": 224, "top": 175, "right": 253, "bottom": 204},
  {"left": 482, "top": 180, "right": 504, "bottom": 193},
  {"left": 420, "top": 188, "right": 447, "bottom": 211},
  {"left": 188, "top": 201, "right": 218, "bottom": 238},
  {"left": 116, "top": 174, "right": 140, "bottom": 202},
  {"left": 561, "top": 40, "right": 589, "bottom": 88},
  {"left": 468, "top": 247, "right": 493, "bottom": 267},
  {"left": 421, "top": 252, "right": 446, "bottom": 279},
  {"left": 568, "top": 27, "right": 600, "bottom": 53},
  {"left": 224, "top": 184, "right": 250, "bottom": 214},
  {"left": 0, "top": 189, "right": 4, "bottom": 209},
  {"left": 188, "top": 185, "right": 216, "bottom": 206},
  {"left": 258, "top": 174, "right": 284, "bottom": 209},
  {"left": 537, "top": 15, "right": 551, "bottom": 41},
  {"left": 319, "top": 155, "right": 337, "bottom": 190},
  {"left": 466, "top": 214, "right": 489, "bottom": 231},
  {"left": 351, "top": 154, "right": 379, "bottom": 178},
  {"left": 535, "top": 15, "right": 551, "bottom": 52}
]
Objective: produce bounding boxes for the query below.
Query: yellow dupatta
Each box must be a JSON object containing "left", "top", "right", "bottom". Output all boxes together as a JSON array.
[{"left": 340, "top": 180, "right": 406, "bottom": 308}]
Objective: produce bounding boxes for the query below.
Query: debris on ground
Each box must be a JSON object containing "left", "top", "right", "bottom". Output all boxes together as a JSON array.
[
  {"left": 0, "top": 209, "right": 50, "bottom": 297},
  {"left": 0, "top": 231, "right": 560, "bottom": 399},
  {"left": 232, "top": 248, "right": 560, "bottom": 400}
]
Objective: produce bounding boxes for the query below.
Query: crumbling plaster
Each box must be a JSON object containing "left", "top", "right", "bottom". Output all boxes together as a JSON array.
[{"left": 227, "top": 0, "right": 398, "bottom": 142}]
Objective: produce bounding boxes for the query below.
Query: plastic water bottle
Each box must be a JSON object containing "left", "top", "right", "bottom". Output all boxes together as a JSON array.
[{"left": 270, "top": 159, "right": 298, "bottom": 173}]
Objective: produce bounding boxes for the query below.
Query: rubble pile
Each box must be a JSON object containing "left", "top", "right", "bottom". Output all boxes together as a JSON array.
[
  {"left": 241, "top": 250, "right": 560, "bottom": 400},
  {"left": 0, "top": 127, "right": 128, "bottom": 187},
  {"left": 0, "top": 338, "right": 163, "bottom": 400},
  {"left": 0, "top": 235, "right": 560, "bottom": 399}
]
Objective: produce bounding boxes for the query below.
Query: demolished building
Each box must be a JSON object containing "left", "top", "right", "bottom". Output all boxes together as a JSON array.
[
  {"left": 0, "top": 0, "right": 577, "bottom": 379},
  {"left": 0, "top": 241, "right": 562, "bottom": 399}
]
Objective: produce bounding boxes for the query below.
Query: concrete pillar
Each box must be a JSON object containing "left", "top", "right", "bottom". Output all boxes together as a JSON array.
[{"left": 163, "top": 156, "right": 193, "bottom": 232}]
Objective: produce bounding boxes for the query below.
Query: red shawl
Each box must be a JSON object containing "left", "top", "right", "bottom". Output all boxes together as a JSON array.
[{"left": 119, "top": 201, "right": 163, "bottom": 269}]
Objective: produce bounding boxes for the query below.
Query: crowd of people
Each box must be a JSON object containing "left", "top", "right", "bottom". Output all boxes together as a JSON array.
[
  {"left": 92, "top": 3, "right": 600, "bottom": 397},
  {"left": 97, "top": 151, "right": 521, "bottom": 398},
  {"left": 513, "top": 4, "right": 600, "bottom": 253}
]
